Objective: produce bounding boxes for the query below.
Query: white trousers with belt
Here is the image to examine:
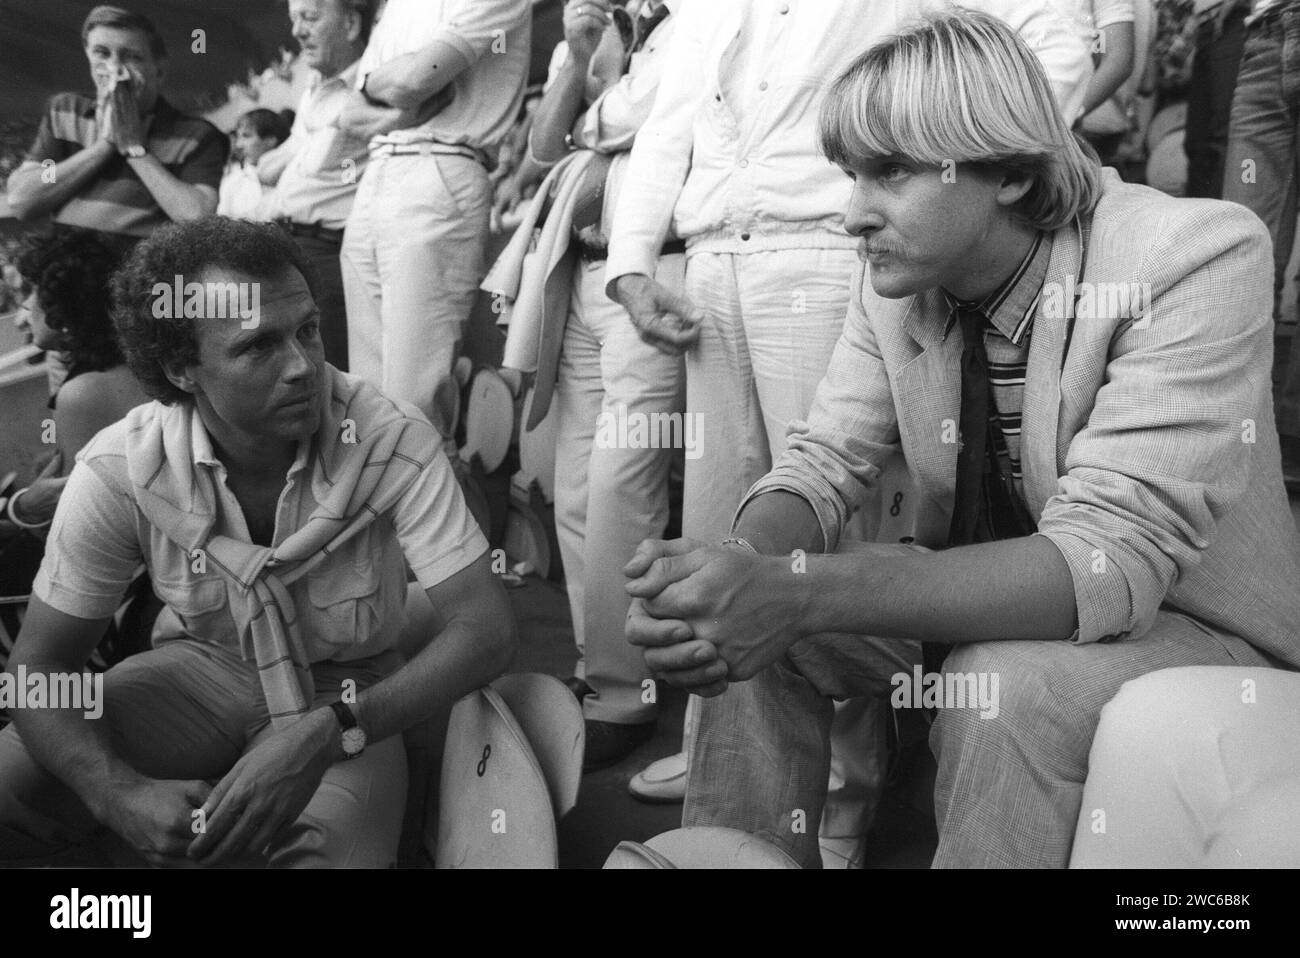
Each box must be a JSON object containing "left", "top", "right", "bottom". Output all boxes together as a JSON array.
[{"left": 341, "top": 151, "right": 491, "bottom": 450}]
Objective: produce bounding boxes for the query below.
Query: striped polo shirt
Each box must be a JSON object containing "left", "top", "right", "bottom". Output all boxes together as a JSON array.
[
  {"left": 24, "top": 92, "right": 228, "bottom": 240},
  {"left": 943, "top": 230, "right": 1053, "bottom": 501}
]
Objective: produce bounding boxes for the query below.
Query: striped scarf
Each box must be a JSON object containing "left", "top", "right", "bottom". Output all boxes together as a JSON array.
[{"left": 124, "top": 368, "right": 437, "bottom": 728}]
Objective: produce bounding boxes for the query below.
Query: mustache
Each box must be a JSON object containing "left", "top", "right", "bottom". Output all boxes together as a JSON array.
[{"left": 858, "top": 240, "right": 903, "bottom": 261}]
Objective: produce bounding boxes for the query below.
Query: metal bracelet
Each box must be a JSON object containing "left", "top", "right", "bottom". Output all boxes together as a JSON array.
[
  {"left": 6, "top": 487, "right": 53, "bottom": 530},
  {"left": 720, "top": 536, "right": 758, "bottom": 555}
]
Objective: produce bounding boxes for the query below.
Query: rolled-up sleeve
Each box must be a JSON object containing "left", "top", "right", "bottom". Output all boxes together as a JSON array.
[
  {"left": 734, "top": 264, "right": 901, "bottom": 550},
  {"left": 436, "top": 0, "right": 531, "bottom": 63},
  {"left": 1037, "top": 204, "right": 1273, "bottom": 644}
]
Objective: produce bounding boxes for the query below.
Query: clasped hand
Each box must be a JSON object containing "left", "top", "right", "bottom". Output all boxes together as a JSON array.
[
  {"left": 623, "top": 538, "right": 807, "bottom": 696},
  {"left": 184, "top": 710, "right": 335, "bottom": 865},
  {"left": 95, "top": 65, "right": 147, "bottom": 149},
  {"left": 107, "top": 713, "right": 334, "bottom": 867}
]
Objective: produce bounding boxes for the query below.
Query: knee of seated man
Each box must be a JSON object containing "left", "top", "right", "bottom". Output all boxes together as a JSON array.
[
  {"left": 267, "top": 735, "right": 407, "bottom": 869},
  {"left": 931, "top": 640, "right": 1085, "bottom": 746}
]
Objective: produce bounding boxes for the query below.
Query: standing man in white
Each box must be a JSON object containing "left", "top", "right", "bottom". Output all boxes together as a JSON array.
[{"left": 339, "top": 0, "right": 532, "bottom": 457}]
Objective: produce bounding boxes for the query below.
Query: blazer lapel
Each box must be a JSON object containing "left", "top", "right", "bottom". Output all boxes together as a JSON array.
[
  {"left": 1021, "top": 219, "right": 1083, "bottom": 520},
  {"left": 892, "top": 289, "right": 963, "bottom": 503}
]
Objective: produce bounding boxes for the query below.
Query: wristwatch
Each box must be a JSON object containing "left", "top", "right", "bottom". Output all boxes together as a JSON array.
[
  {"left": 121, "top": 143, "right": 147, "bottom": 159},
  {"left": 329, "top": 700, "right": 367, "bottom": 759}
]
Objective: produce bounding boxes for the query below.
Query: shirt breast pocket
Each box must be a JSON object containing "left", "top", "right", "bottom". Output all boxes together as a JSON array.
[
  {"left": 153, "top": 574, "right": 230, "bottom": 639},
  {"left": 304, "top": 550, "right": 385, "bottom": 649}
]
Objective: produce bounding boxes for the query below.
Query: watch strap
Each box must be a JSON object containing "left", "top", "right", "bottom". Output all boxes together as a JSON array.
[{"left": 329, "top": 699, "right": 358, "bottom": 730}]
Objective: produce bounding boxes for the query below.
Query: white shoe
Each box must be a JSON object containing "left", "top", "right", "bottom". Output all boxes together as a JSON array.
[{"left": 628, "top": 751, "right": 687, "bottom": 804}]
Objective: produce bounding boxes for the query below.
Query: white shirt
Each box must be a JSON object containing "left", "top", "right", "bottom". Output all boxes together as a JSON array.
[
  {"left": 260, "top": 61, "right": 371, "bottom": 230},
  {"left": 356, "top": 0, "right": 532, "bottom": 152},
  {"left": 216, "top": 163, "right": 269, "bottom": 221},
  {"left": 606, "top": 0, "right": 1093, "bottom": 282}
]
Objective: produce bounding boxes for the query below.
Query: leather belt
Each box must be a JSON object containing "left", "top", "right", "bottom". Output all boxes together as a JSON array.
[
  {"left": 274, "top": 219, "right": 344, "bottom": 246},
  {"left": 577, "top": 238, "right": 687, "bottom": 263},
  {"left": 368, "top": 139, "right": 492, "bottom": 170}
]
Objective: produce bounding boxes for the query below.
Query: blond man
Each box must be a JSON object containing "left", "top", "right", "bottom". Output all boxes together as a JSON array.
[{"left": 624, "top": 9, "right": 1300, "bottom": 867}]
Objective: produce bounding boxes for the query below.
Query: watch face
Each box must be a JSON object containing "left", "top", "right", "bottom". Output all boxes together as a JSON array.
[{"left": 342, "top": 726, "right": 366, "bottom": 756}]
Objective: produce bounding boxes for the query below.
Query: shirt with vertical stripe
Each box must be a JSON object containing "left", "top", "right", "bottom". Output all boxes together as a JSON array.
[{"left": 942, "top": 230, "right": 1053, "bottom": 503}]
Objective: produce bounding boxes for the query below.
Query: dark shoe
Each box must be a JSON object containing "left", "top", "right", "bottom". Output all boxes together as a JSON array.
[
  {"left": 563, "top": 676, "right": 593, "bottom": 701},
  {"left": 582, "top": 719, "right": 655, "bottom": 771}
]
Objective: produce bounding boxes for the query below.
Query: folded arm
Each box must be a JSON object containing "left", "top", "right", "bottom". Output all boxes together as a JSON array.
[
  {"left": 362, "top": 41, "right": 472, "bottom": 112},
  {"left": 362, "top": 0, "right": 530, "bottom": 111},
  {"left": 5, "top": 144, "right": 118, "bottom": 221},
  {"left": 125, "top": 152, "right": 218, "bottom": 222}
]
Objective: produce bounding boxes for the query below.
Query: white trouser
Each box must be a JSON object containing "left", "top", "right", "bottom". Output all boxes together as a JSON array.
[
  {"left": 554, "top": 255, "right": 686, "bottom": 723},
  {"left": 341, "top": 152, "right": 491, "bottom": 450},
  {"left": 680, "top": 247, "right": 915, "bottom": 842}
]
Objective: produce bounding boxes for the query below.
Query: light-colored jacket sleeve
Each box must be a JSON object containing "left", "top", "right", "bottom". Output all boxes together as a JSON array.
[
  {"left": 735, "top": 263, "right": 902, "bottom": 551},
  {"left": 605, "top": 0, "right": 709, "bottom": 285},
  {"left": 579, "top": 18, "right": 678, "bottom": 154},
  {"left": 1037, "top": 203, "right": 1273, "bottom": 643}
]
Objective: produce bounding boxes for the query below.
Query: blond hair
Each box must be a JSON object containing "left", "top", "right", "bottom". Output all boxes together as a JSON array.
[{"left": 819, "top": 8, "right": 1099, "bottom": 232}]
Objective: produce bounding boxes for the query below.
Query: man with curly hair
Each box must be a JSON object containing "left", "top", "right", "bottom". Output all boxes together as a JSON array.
[{"left": 0, "top": 217, "right": 515, "bottom": 867}]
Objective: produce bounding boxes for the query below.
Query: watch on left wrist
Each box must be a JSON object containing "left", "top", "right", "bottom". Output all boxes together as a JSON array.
[
  {"left": 120, "top": 143, "right": 146, "bottom": 158},
  {"left": 329, "top": 699, "right": 367, "bottom": 759}
]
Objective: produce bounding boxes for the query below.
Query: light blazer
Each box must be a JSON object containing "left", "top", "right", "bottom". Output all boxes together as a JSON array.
[{"left": 744, "top": 170, "right": 1300, "bottom": 666}]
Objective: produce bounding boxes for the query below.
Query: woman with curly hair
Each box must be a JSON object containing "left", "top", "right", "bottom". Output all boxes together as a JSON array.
[
  {"left": 1, "top": 230, "right": 154, "bottom": 693},
  {"left": 5, "top": 229, "right": 147, "bottom": 529}
]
